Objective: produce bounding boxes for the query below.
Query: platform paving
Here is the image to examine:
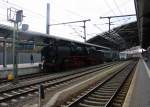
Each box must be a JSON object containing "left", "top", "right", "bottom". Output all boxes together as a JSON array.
[
  {"left": 0, "top": 63, "right": 40, "bottom": 79},
  {"left": 124, "top": 59, "right": 150, "bottom": 107},
  {"left": 0, "top": 63, "right": 39, "bottom": 71}
]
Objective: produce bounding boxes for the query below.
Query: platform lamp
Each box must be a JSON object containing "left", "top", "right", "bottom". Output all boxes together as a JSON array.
[{"left": 7, "top": 8, "right": 24, "bottom": 80}]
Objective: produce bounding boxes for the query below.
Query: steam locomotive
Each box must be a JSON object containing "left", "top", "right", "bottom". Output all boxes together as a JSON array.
[{"left": 41, "top": 37, "right": 116, "bottom": 72}]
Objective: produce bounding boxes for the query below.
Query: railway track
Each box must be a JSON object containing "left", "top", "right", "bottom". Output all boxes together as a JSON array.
[
  {"left": 0, "top": 62, "right": 117, "bottom": 89},
  {"left": 0, "top": 72, "right": 49, "bottom": 84},
  {"left": 65, "top": 61, "right": 137, "bottom": 107},
  {"left": 0, "top": 62, "right": 119, "bottom": 106},
  {"left": 0, "top": 62, "right": 117, "bottom": 85}
]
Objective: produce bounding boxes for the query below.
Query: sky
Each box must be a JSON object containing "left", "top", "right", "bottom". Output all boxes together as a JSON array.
[{"left": 0, "top": 0, "right": 136, "bottom": 42}]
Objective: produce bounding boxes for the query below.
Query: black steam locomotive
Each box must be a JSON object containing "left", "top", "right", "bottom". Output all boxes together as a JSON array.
[{"left": 41, "top": 37, "right": 115, "bottom": 72}]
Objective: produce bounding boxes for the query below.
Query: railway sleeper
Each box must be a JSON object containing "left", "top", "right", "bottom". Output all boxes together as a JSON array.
[
  {"left": 0, "top": 88, "right": 36, "bottom": 102},
  {"left": 101, "top": 85, "right": 119, "bottom": 89},
  {"left": 112, "top": 102, "right": 122, "bottom": 107},
  {"left": 99, "top": 87, "right": 117, "bottom": 91},
  {"left": 117, "top": 92, "right": 126, "bottom": 96},
  {"left": 91, "top": 93, "right": 112, "bottom": 98},
  {"left": 113, "top": 99, "right": 123, "bottom": 104},
  {"left": 92, "top": 94, "right": 112, "bottom": 98},
  {"left": 0, "top": 102, "right": 8, "bottom": 107},
  {"left": 94, "top": 90, "right": 114, "bottom": 94},
  {"left": 3, "top": 93, "right": 13, "bottom": 97},
  {"left": 87, "top": 96, "right": 109, "bottom": 102},
  {"left": 0, "top": 96, "right": 4, "bottom": 100},
  {"left": 114, "top": 96, "right": 124, "bottom": 100},
  {"left": 97, "top": 88, "right": 117, "bottom": 92},
  {"left": 11, "top": 91, "right": 21, "bottom": 94},
  {"left": 79, "top": 102, "right": 101, "bottom": 107},
  {"left": 90, "top": 95, "right": 111, "bottom": 99},
  {"left": 81, "top": 99, "right": 106, "bottom": 106}
]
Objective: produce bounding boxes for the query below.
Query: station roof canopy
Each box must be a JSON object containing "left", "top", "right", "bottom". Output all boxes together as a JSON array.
[
  {"left": 135, "top": 0, "right": 150, "bottom": 49},
  {"left": 0, "top": 24, "right": 110, "bottom": 49},
  {"left": 0, "top": 22, "right": 139, "bottom": 51},
  {"left": 87, "top": 21, "right": 139, "bottom": 51},
  {"left": 0, "top": 24, "right": 80, "bottom": 45}
]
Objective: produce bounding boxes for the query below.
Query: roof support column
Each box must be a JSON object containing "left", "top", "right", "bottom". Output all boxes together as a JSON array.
[
  {"left": 108, "top": 17, "right": 111, "bottom": 34},
  {"left": 46, "top": 3, "right": 50, "bottom": 34},
  {"left": 3, "top": 40, "right": 7, "bottom": 67},
  {"left": 83, "top": 21, "right": 86, "bottom": 42},
  {"left": 12, "top": 23, "right": 18, "bottom": 79}
]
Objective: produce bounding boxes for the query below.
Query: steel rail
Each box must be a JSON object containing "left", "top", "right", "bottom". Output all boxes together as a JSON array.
[
  {"left": 66, "top": 61, "right": 137, "bottom": 107},
  {"left": 0, "top": 62, "right": 118, "bottom": 103}
]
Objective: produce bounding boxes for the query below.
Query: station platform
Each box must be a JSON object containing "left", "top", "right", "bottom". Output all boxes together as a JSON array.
[
  {"left": 0, "top": 63, "right": 39, "bottom": 70},
  {"left": 0, "top": 63, "right": 40, "bottom": 79},
  {"left": 123, "top": 58, "right": 150, "bottom": 107}
]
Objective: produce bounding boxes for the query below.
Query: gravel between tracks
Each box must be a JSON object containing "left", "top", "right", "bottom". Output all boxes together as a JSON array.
[
  {"left": 0, "top": 62, "right": 127, "bottom": 107},
  {"left": 14, "top": 61, "right": 128, "bottom": 107},
  {"left": 43, "top": 61, "right": 129, "bottom": 107}
]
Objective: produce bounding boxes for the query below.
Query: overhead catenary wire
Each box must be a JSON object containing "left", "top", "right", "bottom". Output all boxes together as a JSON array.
[
  {"left": 64, "top": 9, "right": 108, "bottom": 36},
  {"left": 113, "top": 0, "right": 123, "bottom": 15},
  {"left": 0, "top": 1, "right": 49, "bottom": 26},
  {"left": 113, "top": 0, "right": 123, "bottom": 26},
  {"left": 102, "top": 0, "right": 117, "bottom": 31},
  {"left": 106, "top": 19, "right": 135, "bottom": 46},
  {"left": 97, "top": 15, "right": 136, "bottom": 45},
  {"left": 64, "top": 8, "right": 105, "bottom": 36},
  {"left": 103, "top": 0, "right": 128, "bottom": 26},
  {"left": 113, "top": 0, "right": 133, "bottom": 27},
  {"left": 113, "top": 20, "right": 136, "bottom": 33},
  {"left": 0, "top": 0, "right": 45, "bottom": 18},
  {"left": 0, "top": 0, "right": 54, "bottom": 30},
  {"left": 100, "top": 0, "right": 132, "bottom": 17},
  {"left": 65, "top": 8, "right": 116, "bottom": 39},
  {"left": 0, "top": 9, "right": 45, "bottom": 27},
  {"left": 108, "top": 16, "right": 135, "bottom": 34},
  {"left": 0, "top": 3, "right": 44, "bottom": 20},
  {"left": 65, "top": 9, "right": 95, "bottom": 35},
  {"left": 67, "top": 24, "right": 84, "bottom": 39},
  {"left": 93, "top": 24, "right": 105, "bottom": 32},
  {"left": 0, "top": 0, "right": 136, "bottom": 42},
  {"left": 103, "top": 0, "right": 117, "bottom": 16},
  {"left": 65, "top": 9, "right": 87, "bottom": 19}
]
